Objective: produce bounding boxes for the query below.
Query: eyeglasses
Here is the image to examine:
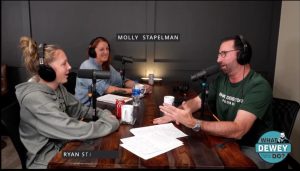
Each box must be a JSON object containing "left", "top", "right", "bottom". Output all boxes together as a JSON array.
[{"left": 218, "top": 49, "right": 240, "bottom": 58}]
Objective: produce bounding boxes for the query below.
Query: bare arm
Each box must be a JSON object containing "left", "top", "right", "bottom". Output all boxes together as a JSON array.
[
  {"left": 199, "top": 110, "right": 257, "bottom": 139},
  {"left": 160, "top": 103, "right": 257, "bottom": 139},
  {"left": 178, "top": 96, "right": 201, "bottom": 113},
  {"left": 105, "top": 85, "right": 132, "bottom": 94},
  {"left": 124, "top": 80, "right": 153, "bottom": 94}
]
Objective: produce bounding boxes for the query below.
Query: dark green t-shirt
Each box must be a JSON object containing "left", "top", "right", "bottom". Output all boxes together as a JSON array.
[{"left": 206, "top": 69, "right": 273, "bottom": 146}]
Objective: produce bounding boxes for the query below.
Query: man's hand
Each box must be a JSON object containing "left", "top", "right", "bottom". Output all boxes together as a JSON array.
[
  {"left": 153, "top": 115, "right": 173, "bottom": 124},
  {"left": 159, "top": 103, "right": 195, "bottom": 127}
]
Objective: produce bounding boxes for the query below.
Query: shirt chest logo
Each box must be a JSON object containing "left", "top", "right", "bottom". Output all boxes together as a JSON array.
[{"left": 219, "top": 92, "right": 244, "bottom": 106}]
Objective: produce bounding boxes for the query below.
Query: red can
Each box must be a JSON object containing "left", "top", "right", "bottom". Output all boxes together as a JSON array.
[{"left": 116, "top": 99, "right": 125, "bottom": 119}]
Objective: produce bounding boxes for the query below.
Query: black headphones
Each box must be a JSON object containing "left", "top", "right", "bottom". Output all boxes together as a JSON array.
[
  {"left": 88, "top": 37, "right": 98, "bottom": 58},
  {"left": 38, "top": 43, "right": 56, "bottom": 82},
  {"left": 88, "top": 36, "right": 110, "bottom": 58},
  {"left": 236, "top": 35, "right": 251, "bottom": 65}
]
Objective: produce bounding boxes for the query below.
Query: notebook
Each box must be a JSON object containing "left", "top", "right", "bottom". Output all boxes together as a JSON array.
[{"left": 96, "top": 94, "right": 132, "bottom": 104}]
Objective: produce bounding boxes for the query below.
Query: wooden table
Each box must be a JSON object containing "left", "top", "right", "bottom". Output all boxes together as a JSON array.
[{"left": 48, "top": 84, "right": 257, "bottom": 169}]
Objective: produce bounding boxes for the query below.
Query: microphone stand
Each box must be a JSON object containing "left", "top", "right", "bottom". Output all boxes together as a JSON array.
[
  {"left": 121, "top": 59, "right": 126, "bottom": 88},
  {"left": 199, "top": 77, "right": 208, "bottom": 119},
  {"left": 92, "top": 74, "right": 98, "bottom": 121}
]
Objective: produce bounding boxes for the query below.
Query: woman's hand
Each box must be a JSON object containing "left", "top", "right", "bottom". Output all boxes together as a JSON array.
[{"left": 144, "top": 84, "right": 153, "bottom": 94}]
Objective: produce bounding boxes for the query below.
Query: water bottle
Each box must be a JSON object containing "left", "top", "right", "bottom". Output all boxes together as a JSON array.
[
  {"left": 148, "top": 74, "right": 154, "bottom": 85},
  {"left": 132, "top": 82, "right": 141, "bottom": 106}
]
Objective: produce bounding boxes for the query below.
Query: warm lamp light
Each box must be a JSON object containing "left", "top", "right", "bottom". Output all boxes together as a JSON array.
[
  {"left": 142, "top": 68, "right": 163, "bottom": 84},
  {"left": 141, "top": 77, "right": 163, "bottom": 81},
  {"left": 145, "top": 70, "right": 154, "bottom": 77}
]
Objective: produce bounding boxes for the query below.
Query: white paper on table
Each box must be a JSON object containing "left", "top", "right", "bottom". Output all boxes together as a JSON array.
[
  {"left": 96, "top": 94, "right": 132, "bottom": 104},
  {"left": 120, "top": 132, "right": 183, "bottom": 160},
  {"left": 130, "top": 123, "right": 187, "bottom": 138}
]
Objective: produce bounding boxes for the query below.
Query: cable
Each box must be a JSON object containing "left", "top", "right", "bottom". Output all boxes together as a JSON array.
[{"left": 242, "top": 65, "right": 245, "bottom": 98}]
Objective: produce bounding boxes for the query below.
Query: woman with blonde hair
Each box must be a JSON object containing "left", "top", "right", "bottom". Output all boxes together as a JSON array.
[{"left": 16, "top": 36, "right": 119, "bottom": 169}]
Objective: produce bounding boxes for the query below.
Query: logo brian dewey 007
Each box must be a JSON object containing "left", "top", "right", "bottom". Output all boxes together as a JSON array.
[{"left": 255, "top": 131, "right": 291, "bottom": 163}]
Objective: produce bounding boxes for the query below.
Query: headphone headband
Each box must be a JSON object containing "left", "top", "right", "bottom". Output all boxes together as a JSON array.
[
  {"left": 38, "top": 43, "right": 56, "bottom": 82},
  {"left": 89, "top": 36, "right": 106, "bottom": 46},
  {"left": 38, "top": 43, "right": 46, "bottom": 65},
  {"left": 238, "top": 35, "right": 247, "bottom": 53},
  {"left": 236, "top": 35, "right": 251, "bottom": 65}
]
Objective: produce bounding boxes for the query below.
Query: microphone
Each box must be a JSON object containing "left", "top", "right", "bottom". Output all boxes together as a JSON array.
[
  {"left": 77, "top": 69, "right": 110, "bottom": 79},
  {"left": 191, "top": 64, "right": 220, "bottom": 81},
  {"left": 114, "top": 55, "right": 134, "bottom": 63}
]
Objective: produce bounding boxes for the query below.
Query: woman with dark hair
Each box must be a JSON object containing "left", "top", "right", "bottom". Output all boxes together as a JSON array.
[{"left": 75, "top": 36, "right": 152, "bottom": 105}]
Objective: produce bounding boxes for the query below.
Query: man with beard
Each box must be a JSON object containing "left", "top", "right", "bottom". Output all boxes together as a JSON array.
[{"left": 153, "top": 35, "right": 273, "bottom": 169}]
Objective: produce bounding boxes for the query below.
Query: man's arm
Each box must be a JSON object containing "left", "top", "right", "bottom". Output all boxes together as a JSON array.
[
  {"left": 160, "top": 103, "right": 257, "bottom": 140},
  {"left": 179, "top": 96, "right": 202, "bottom": 113},
  {"left": 199, "top": 110, "right": 257, "bottom": 139}
]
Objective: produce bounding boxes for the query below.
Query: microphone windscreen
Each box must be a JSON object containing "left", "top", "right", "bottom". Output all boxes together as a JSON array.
[
  {"left": 205, "top": 64, "right": 219, "bottom": 76},
  {"left": 94, "top": 70, "right": 110, "bottom": 79},
  {"left": 190, "top": 64, "right": 219, "bottom": 81},
  {"left": 77, "top": 69, "right": 110, "bottom": 79},
  {"left": 114, "top": 55, "right": 133, "bottom": 63},
  {"left": 77, "top": 69, "right": 92, "bottom": 79},
  {"left": 114, "top": 55, "right": 123, "bottom": 61}
]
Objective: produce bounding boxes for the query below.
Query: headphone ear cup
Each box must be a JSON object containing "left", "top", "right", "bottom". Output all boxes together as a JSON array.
[
  {"left": 237, "top": 50, "right": 245, "bottom": 65},
  {"left": 237, "top": 47, "right": 251, "bottom": 65},
  {"left": 88, "top": 47, "right": 96, "bottom": 58},
  {"left": 38, "top": 65, "right": 56, "bottom": 82}
]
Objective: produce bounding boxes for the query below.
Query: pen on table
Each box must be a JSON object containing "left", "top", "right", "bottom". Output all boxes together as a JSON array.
[{"left": 212, "top": 113, "right": 220, "bottom": 121}]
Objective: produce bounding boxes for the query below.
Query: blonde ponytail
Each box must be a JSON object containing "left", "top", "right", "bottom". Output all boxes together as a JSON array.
[
  {"left": 19, "top": 36, "right": 39, "bottom": 74},
  {"left": 19, "top": 36, "right": 62, "bottom": 75}
]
